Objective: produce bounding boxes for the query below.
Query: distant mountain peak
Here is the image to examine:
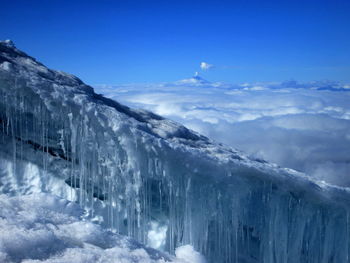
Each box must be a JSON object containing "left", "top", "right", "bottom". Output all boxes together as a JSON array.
[{"left": 177, "top": 72, "right": 210, "bottom": 85}]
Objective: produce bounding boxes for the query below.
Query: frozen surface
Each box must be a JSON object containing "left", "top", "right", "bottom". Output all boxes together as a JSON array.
[
  {"left": 1, "top": 40, "right": 350, "bottom": 262},
  {"left": 0, "top": 193, "right": 203, "bottom": 263}
]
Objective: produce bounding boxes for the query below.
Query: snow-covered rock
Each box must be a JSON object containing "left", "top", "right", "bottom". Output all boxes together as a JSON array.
[{"left": 1, "top": 40, "right": 350, "bottom": 262}]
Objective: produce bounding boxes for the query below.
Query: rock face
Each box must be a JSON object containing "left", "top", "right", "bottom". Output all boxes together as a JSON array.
[{"left": 1, "top": 40, "right": 350, "bottom": 263}]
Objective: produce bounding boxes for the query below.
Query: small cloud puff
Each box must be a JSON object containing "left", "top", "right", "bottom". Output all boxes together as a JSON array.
[{"left": 200, "top": 62, "right": 213, "bottom": 71}]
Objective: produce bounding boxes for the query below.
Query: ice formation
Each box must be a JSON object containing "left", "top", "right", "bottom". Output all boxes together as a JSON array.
[{"left": 1, "top": 40, "right": 350, "bottom": 262}]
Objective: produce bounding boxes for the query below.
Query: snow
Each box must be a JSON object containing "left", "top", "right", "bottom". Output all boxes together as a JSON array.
[
  {"left": 2, "top": 40, "right": 15, "bottom": 48},
  {"left": 1, "top": 40, "right": 350, "bottom": 262},
  {"left": 0, "top": 193, "right": 203, "bottom": 263},
  {"left": 175, "top": 245, "right": 207, "bottom": 263},
  {"left": 0, "top": 61, "right": 11, "bottom": 71}
]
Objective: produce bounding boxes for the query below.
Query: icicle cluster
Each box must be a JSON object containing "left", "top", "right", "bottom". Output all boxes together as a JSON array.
[{"left": 1, "top": 41, "right": 350, "bottom": 263}]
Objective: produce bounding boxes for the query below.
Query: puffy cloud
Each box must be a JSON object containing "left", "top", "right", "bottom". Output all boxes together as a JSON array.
[
  {"left": 200, "top": 62, "right": 213, "bottom": 71},
  {"left": 95, "top": 80, "right": 350, "bottom": 187}
]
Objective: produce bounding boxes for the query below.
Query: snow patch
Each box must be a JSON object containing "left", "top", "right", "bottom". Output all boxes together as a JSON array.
[
  {"left": 0, "top": 61, "right": 11, "bottom": 71},
  {"left": 175, "top": 245, "right": 207, "bottom": 263}
]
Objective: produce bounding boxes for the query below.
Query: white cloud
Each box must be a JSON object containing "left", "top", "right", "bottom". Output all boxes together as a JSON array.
[
  {"left": 95, "top": 80, "right": 350, "bottom": 187},
  {"left": 200, "top": 62, "right": 213, "bottom": 71}
]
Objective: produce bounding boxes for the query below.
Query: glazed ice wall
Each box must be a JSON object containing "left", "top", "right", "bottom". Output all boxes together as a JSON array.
[{"left": 1, "top": 41, "right": 350, "bottom": 263}]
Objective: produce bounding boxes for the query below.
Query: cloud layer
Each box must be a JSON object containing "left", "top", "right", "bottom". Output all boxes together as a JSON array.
[{"left": 95, "top": 79, "right": 350, "bottom": 187}]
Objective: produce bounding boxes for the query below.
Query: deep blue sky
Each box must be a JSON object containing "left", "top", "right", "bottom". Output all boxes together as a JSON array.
[{"left": 1, "top": 0, "right": 350, "bottom": 84}]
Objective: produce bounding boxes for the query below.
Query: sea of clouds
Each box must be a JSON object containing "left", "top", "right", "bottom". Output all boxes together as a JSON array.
[{"left": 95, "top": 78, "right": 350, "bottom": 187}]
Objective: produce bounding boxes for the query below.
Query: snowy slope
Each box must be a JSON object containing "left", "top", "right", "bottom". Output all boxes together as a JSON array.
[{"left": 1, "top": 40, "right": 350, "bottom": 263}]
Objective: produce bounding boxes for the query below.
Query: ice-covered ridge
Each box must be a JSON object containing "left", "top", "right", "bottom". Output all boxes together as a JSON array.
[{"left": 1, "top": 40, "right": 350, "bottom": 263}]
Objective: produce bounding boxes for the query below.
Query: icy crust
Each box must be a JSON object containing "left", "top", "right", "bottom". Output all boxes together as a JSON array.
[
  {"left": 0, "top": 193, "right": 203, "bottom": 263},
  {"left": 1, "top": 41, "right": 350, "bottom": 262}
]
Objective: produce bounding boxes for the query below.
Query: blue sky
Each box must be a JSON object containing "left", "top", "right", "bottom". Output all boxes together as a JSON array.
[{"left": 1, "top": 0, "right": 350, "bottom": 84}]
